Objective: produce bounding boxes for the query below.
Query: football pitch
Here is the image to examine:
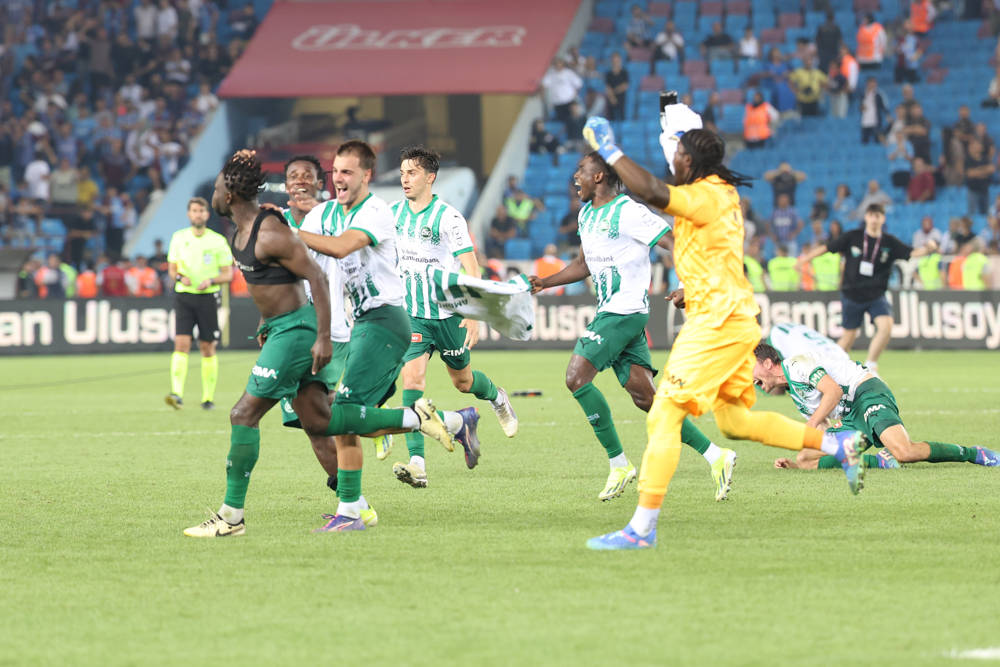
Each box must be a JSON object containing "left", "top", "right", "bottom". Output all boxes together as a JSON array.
[{"left": 2, "top": 349, "right": 999, "bottom": 666}]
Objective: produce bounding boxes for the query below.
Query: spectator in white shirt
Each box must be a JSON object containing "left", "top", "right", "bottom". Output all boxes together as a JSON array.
[
  {"left": 739, "top": 28, "right": 761, "bottom": 61},
  {"left": 156, "top": 0, "right": 179, "bottom": 42},
  {"left": 653, "top": 21, "right": 685, "bottom": 66},
  {"left": 24, "top": 151, "right": 51, "bottom": 203},
  {"left": 134, "top": 0, "right": 157, "bottom": 41},
  {"left": 541, "top": 58, "right": 583, "bottom": 124},
  {"left": 912, "top": 215, "right": 945, "bottom": 248},
  {"left": 194, "top": 83, "right": 219, "bottom": 114}
]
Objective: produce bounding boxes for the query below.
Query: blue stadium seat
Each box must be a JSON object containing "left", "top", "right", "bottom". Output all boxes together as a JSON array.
[{"left": 504, "top": 239, "right": 533, "bottom": 260}]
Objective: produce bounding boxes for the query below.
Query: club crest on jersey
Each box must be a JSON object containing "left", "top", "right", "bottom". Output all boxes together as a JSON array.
[{"left": 420, "top": 226, "right": 433, "bottom": 240}]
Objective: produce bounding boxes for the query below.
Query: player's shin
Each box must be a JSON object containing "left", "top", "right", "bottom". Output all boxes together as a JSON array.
[
  {"left": 469, "top": 370, "right": 499, "bottom": 401},
  {"left": 402, "top": 389, "right": 425, "bottom": 458},
  {"left": 572, "top": 383, "right": 625, "bottom": 462},
  {"left": 170, "top": 351, "right": 188, "bottom": 396},
  {"left": 223, "top": 424, "right": 260, "bottom": 517}
]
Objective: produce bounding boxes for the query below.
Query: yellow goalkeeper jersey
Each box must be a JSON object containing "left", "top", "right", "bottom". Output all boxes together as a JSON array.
[{"left": 662, "top": 175, "right": 759, "bottom": 328}]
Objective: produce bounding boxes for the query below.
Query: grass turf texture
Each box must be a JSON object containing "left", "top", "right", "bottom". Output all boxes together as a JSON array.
[{"left": 2, "top": 349, "right": 999, "bottom": 666}]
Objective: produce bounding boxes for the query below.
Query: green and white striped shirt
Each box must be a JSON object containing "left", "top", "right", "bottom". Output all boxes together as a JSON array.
[
  {"left": 323, "top": 193, "right": 405, "bottom": 319},
  {"left": 578, "top": 194, "right": 671, "bottom": 314},
  {"left": 392, "top": 195, "right": 474, "bottom": 320},
  {"left": 781, "top": 352, "right": 870, "bottom": 421},
  {"left": 298, "top": 203, "right": 350, "bottom": 342}
]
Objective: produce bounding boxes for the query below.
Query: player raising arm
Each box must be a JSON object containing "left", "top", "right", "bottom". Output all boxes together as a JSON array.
[
  {"left": 580, "top": 111, "right": 867, "bottom": 550},
  {"left": 530, "top": 151, "right": 737, "bottom": 502}
]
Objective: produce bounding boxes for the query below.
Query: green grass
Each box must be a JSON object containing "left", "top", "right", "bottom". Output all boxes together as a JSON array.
[{"left": 2, "top": 349, "right": 999, "bottom": 666}]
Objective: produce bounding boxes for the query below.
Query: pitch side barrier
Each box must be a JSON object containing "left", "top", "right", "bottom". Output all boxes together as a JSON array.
[{"left": 3, "top": 291, "right": 1000, "bottom": 355}]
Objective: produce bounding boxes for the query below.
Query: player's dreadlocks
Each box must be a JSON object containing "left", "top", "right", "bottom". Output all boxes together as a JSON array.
[
  {"left": 283, "top": 154, "right": 325, "bottom": 182},
  {"left": 400, "top": 145, "right": 440, "bottom": 174},
  {"left": 222, "top": 149, "right": 267, "bottom": 201},
  {"left": 587, "top": 151, "right": 622, "bottom": 192},
  {"left": 679, "top": 129, "right": 752, "bottom": 188}
]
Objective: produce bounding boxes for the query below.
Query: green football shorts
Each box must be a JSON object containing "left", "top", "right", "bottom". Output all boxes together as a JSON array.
[
  {"left": 336, "top": 305, "right": 411, "bottom": 406},
  {"left": 572, "top": 310, "right": 655, "bottom": 386},
  {"left": 245, "top": 303, "right": 341, "bottom": 400},
  {"left": 840, "top": 377, "right": 904, "bottom": 447},
  {"left": 280, "top": 340, "right": 350, "bottom": 429},
  {"left": 403, "top": 314, "right": 471, "bottom": 370}
]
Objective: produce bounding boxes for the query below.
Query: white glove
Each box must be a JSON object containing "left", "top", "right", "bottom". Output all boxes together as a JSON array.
[
  {"left": 658, "top": 104, "right": 703, "bottom": 174},
  {"left": 659, "top": 103, "right": 703, "bottom": 136}
]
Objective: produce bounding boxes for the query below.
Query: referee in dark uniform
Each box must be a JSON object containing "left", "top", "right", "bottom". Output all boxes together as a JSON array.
[
  {"left": 798, "top": 203, "right": 937, "bottom": 375},
  {"left": 166, "top": 197, "right": 234, "bottom": 409}
]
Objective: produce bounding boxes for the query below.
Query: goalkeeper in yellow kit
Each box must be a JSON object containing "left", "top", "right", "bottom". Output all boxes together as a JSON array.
[{"left": 582, "top": 107, "right": 866, "bottom": 550}]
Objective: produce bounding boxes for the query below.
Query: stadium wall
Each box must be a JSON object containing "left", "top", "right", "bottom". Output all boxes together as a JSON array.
[{"left": 4, "top": 291, "right": 1000, "bottom": 355}]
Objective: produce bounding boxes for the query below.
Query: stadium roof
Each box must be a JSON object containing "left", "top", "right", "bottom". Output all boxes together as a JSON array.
[{"left": 218, "top": 0, "right": 582, "bottom": 98}]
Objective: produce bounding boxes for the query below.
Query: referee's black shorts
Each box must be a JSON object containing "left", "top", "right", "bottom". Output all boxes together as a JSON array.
[{"left": 174, "top": 291, "right": 221, "bottom": 342}]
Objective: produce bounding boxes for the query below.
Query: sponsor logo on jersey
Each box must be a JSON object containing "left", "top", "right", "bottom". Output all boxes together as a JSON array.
[
  {"left": 252, "top": 365, "right": 278, "bottom": 379},
  {"left": 666, "top": 373, "right": 686, "bottom": 388},
  {"left": 863, "top": 403, "right": 886, "bottom": 421},
  {"left": 441, "top": 347, "right": 466, "bottom": 356},
  {"left": 411, "top": 333, "right": 423, "bottom": 343},
  {"left": 337, "top": 384, "right": 352, "bottom": 398}
]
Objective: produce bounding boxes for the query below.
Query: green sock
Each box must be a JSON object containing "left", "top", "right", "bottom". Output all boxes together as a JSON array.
[
  {"left": 818, "top": 454, "right": 883, "bottom": 469},
  {"left": 201, "top": 354, "right": 218, "bottom": 403},
  {"left": 337, "top": 468, "right": 362, "bottom": 503},
  {"left": 224, "top": 424, "right": 260, "bottom": 509},
  {"left": 572, "top": 383, "right": 623, "bottom": 459},
  {"left": 680, "top": 417, "right": 711, "bottom": 455},
  {"left": 402, "top": 389, "right": 424, "bottom": 458},
  {"left": 170, "top": 351, "right": 188, "bottom": 396},
  {"left": 326, "top": 404, "right": 405, "bottom": 436},
  {"left": 927, "top": 441, "right": 977, "bottom": 463},
  {"left": 469, "top": 370, "right": 499, "bottom": 401}
]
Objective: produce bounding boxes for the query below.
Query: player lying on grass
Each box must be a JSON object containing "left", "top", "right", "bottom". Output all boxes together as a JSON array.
[
  {"left": 530, "top": 151, "right": 738, "bottom": 503},
  {"left": 183, "top": 149, "right": 471, "bottom": 538},
  {"left": 752, "top": 330, "right": 1000, "bottom": 470},
  {"left": 581, "top": 109, "right": 866, "bottom": 552}
]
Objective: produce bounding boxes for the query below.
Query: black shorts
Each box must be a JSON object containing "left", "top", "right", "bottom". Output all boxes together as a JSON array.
[
  {"left": 840, "top": 293, "right": 892, "bottom": 330},
  {"left": 174, "top": 291, "right": 221, "bottom": 342}
]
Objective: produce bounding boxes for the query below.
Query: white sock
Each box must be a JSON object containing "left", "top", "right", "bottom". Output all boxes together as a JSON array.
[
  {"left": 402, "top": 408, "right": 419, "bottom": 430},
  {"left": 336, "top": 499, "right": 363, "bottom": 519},
  {"left": 218, "top": 504, "right": 243, "bottom": 524},
  {"left": 443, "top": 410, "right": 463, "bottom": 434},
  {"left": 609, "top": 453, "right": 628, "bottom": 469},
  {"left": 358, "top": 495, "right": 370, "bottom": 511},
  {"left": 409, "top": 455, "right": 425, "bottom": 470},
  {"left": 865, "top": 360, "right": 878, "bottom": 370},
  {"left": 819, "top": 432, "right": 840, "bottom": 456},
  {"left": 703, "top": 443, "right": 722, "bottom": 464},
  {"left": 628, "top": 506, "right": 660, "bottom": 537},
  {"left": 489, "top": 389, "right": 506, "bottom": 407}
]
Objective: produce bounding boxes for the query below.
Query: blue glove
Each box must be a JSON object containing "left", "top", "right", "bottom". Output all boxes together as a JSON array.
[{"left": 582, "top": 116, "right": 623, "bottom": 164}]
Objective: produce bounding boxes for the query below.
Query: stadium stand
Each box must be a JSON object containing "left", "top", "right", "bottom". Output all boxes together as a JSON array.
[
  {"left": 521, "top": 0, "right": 1000, "bottom": 288},
  {"left": 1, "top": 0, "right": 272, "bottom": 285}
]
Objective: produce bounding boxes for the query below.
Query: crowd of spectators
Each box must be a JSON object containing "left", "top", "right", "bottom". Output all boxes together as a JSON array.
[{"left": 0, "top": 0, "right": 253, "bottom": 274}]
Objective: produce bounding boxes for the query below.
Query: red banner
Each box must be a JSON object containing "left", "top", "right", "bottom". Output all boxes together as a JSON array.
[{"left": 218, "top": 0, "right": 581, "bottom": 98}]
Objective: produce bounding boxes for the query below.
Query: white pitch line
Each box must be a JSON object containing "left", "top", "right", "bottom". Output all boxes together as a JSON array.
[
  {"left": 948, "top": 648, "right": 1000, "bottom": 660},
  {"left": 0, "top": 430, "right": 231, "bottom": 440}
]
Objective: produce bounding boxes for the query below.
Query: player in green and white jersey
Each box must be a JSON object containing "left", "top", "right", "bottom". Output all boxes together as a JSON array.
[
  {"left": 530, "top": 152, "right": 739, "bottom": 502},
  {"left": 753, "top": 331, "right": 999, "bottom": 471},
  {"left": 390, "top": 146, "right": 517, "bottom": 488},
  {"left": 296, "top": 140, "right": 479, "bottom": 529},
  {"left": 280, "top": 154, "right": 395, "bottom": 460}
]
